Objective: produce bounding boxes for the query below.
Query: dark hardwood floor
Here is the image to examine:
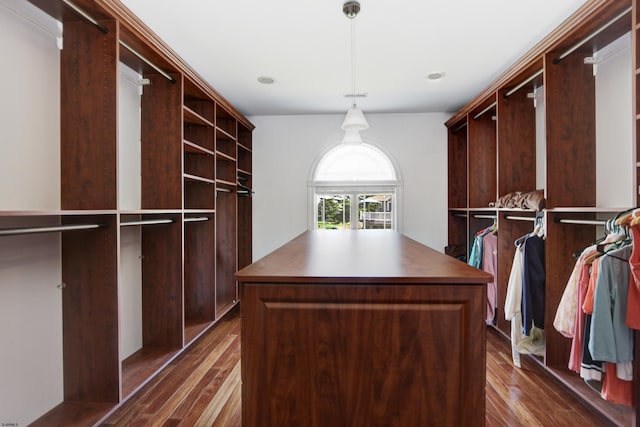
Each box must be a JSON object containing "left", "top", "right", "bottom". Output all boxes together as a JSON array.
[{"left": 102, "top": 309, "right": 615, "bottom": 426}]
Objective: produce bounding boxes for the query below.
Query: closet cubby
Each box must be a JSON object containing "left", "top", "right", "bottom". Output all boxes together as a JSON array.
[
  {"left": 446, "top": 0, "right": 636, "bottom": 425},
  {"left": 7, "top": 0, "right": 254, "bottom": 425},
  {"left": 119, "top": 213, "right": 183, "bottom": 399},
  {"left": 216, "top": 105, "right": 238, "bottom": 140}
]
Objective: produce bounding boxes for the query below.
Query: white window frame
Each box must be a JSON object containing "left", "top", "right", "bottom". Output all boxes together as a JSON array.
[{"left": 308, "top": 142, "right": 403, "bottom": 231}]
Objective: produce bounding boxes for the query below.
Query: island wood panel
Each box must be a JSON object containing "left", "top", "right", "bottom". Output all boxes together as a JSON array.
[
  {"left": 237, "top": 231, "right": 491, "bottom": 427},
  {"left": 241, "top": 283, "right": 485, "bottom": 427}
]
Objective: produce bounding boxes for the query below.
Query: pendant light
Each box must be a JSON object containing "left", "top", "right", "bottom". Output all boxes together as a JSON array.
[
  {"left": 341, "top": 0, "right": 369, "bottom": 135},
  {"left": 341, "top": 129, "right": 364, "bottom": 145}
]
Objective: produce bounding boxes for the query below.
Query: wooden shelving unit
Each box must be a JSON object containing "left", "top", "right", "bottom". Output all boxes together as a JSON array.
[
  {"left": 446, "top": 0, "right": 636, "bottom": 425},
  {"left": 3, "top": 0, "right": 254, "bottom": 425}
]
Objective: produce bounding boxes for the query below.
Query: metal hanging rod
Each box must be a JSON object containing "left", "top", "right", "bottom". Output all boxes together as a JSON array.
[
  {"left": 119, "top": 40, "right": 176, "bottom": 83},
  {"left": 473, "top": 102, "right": 497, "bottom": 120},
  {"left": 451, "top": 213, "right": 468, "bottom": 218},
  {"left": 505, "top": 69, "right": 544, "bottom": 97},
  {"left": 216, "top": 187, "right": 232, "bottom": 193},
  {"left": 184, "top": 217, "right": 209, "bottom": 223},
  {"left": 556, "top": 218, "right": 607, "bottom": 226},
  {"left": 0, "top": 223, "right": 101, "bottom": 237},
  {"left": 504, "top": 215, "right": 537, "bottom": 222},
  {"left": 237, "top": 190, "right": 252, "bottom": 195},
  {"left": 474, "top": 214, "right": 497, "bottom": 220},
  {"left": 120, "top": 219, "right": 173, "bottom": 227},
  {"left": 553, "top": 6, "right": 632, "bottom": 64},
  {"left": 62, "top": 0, "right": 108, "bottom": 33},
  {"left": 453, "top": 122, "right": 467, "bottom": 133}
]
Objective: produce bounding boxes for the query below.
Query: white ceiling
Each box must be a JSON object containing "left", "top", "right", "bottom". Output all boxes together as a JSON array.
[{"left": 119, "top": 0, "right": 588, "bottom": 117}]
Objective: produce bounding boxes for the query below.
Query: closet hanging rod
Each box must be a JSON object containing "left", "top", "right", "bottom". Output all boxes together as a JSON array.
[
  {"left": 0, "top": 223, "right": 102, "bottom": 237},
  {"left": 216, "top": 187, "right": 232, "bottom": 193},
  {"left": 453, "top": 122, "right": 467, "bottom": 133},
  {"left": 184, "top": 217, "right": 209, "bottom": 223},
  {"left": 553, "top": 6, "right": 631, "bottom": 64},
  {"left": 237, "top": 190, "right": 252, "bottom": 195},
  {"left": 556, "top": 218, "right": 607, "bottom": 226},
  {"left": 472, "top": 102, "right": 497, "bottom": 120},
  {"left": 504, "top": 69, "right": 543, "bottom": 97},
  {"left": 504, "top": 215, "right": 536, "bottom": 222},
  {"left": 62, "top": 0, "right": 108, "bottom": 33},
  {"left": 451, "top": 213, "right": 468, "bottom": 218},
  {"left": 474, "top": 214, "right": 497, "bottom": 220},
  {"left": 119, "top": 40, "right": 176, "bottom": 83},
  {"left": 120, "top": 219, "right": 173, "bottom": 227}
]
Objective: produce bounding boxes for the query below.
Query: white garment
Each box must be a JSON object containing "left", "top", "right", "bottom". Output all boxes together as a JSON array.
[{"left": 505, "top": 243, "right": 545, "bottom": 368}]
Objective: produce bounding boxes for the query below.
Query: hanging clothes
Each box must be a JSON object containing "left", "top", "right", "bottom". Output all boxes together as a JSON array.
[
  {"left": 552, "top": 211, "right": 636, "bottom": 406},
  {"left": 522, "top": 234, "right": 545, "bottom": 335},
  {"left": 589, "top": 245, "right": 633, "bottom": 366},
  {"left": 581, "top": 258, "right": 602, "bottom": 382},
  {"left": 468, "top": 223, "right": 498, "bottom": 324},
  {"left": 563, "top": 246, "right": 596, "bottom": 374},
  {"left": 626, "top": 217, "right": 640, "bottom": 329},
  {"left": 504, "top": 229, "right": 545, "bottom": 368},
  {"left": 483, "top": 232, "right": 498, "bottom": 324}
]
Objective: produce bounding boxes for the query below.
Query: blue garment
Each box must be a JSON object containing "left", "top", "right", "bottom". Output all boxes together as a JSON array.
[
  {"left": 589, "top": 245, "right": 633, "bottom": 363},
  {"left": 468, "top": 234, "right": 483, "bottom": 269},
  {"left": 522, "top": 235, "right": 545, "bottom": 335}
]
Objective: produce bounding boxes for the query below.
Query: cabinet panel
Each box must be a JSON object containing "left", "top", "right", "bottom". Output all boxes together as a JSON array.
[
  {"left": 184, "top": 213, "right": 216, "bottom": 344},
  {"left": 242, "top": 283, "right": 485, "bottom": 427},
  {"left": 497, "top": 88, "right": 537, "bottom": 196},
  {"left": 61, "top": 20, "right": 118, "bottom": 210},
  {"left": 545, "top": 49, "right": 596, "bottom": 208},
  {"left": 141, "top": 73, "right": 183, "bottom": 210},
  {"left": 62, "top": 215, "right": 119, "bottom": 402},
  {"left": 468, "top": 112, "right": 497, "bottom": 208},
  {"left": 216, "top": 189, "right": 237, "bottom": 316}
]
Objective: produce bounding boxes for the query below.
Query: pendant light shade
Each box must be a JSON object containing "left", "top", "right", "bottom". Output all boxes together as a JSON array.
[
  {"left": 341, "top": 105, "right": 369, "bottom": 131},
  {"left": 341, "top": 129, "right": 364, "bottom": 144}
]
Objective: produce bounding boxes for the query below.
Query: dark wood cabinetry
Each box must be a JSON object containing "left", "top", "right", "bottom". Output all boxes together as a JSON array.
[
  {"left": 446, "top": 0, "right": 636, "bottom": 424},
  {"left": 238, "top": 231, "right": 491, "bottom": 427},
  {"left": 2, "top": 0, "right": 254, "bottom": 425}
]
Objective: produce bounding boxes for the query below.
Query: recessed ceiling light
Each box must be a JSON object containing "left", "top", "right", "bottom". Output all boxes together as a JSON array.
[
  {"left": 257, "top": 76, "right": 275, "bottom": 84},
  {"left": 426, "top": 72, "right": 445, "bottom": 81}
]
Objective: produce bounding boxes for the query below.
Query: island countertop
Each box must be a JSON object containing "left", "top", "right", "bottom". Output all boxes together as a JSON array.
[{"left": 235, "top": 229, "right": 493, "bottom": 284}]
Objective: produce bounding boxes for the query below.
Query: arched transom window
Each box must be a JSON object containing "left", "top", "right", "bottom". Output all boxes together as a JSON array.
[{"left": 309, "top": 142, "right": 401, "bottom": 230}]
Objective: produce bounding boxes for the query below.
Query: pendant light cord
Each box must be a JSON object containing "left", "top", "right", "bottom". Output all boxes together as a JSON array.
[{"left": 351, "top": 17, "right": 356, "bottom": 107}]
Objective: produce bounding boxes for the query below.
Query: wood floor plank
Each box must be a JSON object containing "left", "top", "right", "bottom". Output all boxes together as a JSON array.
[{"left": 103, "top": 310, "right": 617, "bottom": 427}]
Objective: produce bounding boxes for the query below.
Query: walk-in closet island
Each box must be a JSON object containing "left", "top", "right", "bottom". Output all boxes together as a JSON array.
[{"left": 237, "top": 230, "right": 492, "bottom": 427}]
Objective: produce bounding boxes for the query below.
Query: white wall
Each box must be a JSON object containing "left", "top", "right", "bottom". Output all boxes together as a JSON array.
[
  {"left": 0, "top": 2, "right": 63, "bottom": 425},
  {"left": 249, "top": 113, "right": 450, "bottom": 260},
  {"left": 595, "top": 33, "right": 633, "bottom": 208},
  {"left": 0, "top": 0, "right": 60, "bottom": 210}
]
